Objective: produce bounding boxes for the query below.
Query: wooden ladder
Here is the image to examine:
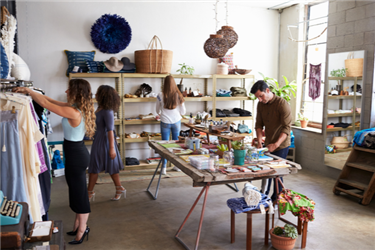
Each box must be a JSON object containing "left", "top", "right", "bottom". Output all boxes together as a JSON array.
[{"left": 333, "top": 145, "right": 375, "bottom": 205}]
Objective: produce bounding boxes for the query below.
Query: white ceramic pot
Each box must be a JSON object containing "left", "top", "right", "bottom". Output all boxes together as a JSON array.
[{"left": 217, "top": 63, "right": 229, "bottom": 75}]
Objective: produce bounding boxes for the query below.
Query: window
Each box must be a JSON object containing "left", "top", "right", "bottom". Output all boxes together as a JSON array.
[{"left": 300, "top": 1, "right": 329, "bottom": 123}]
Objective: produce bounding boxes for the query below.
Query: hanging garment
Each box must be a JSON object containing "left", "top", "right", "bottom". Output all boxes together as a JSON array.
[
  {"left": 277, "top": 189, "right": 315, "bottom": 223},
  {"left": 0, "top": 111, "right": 29, "bottom": 205},
  {"left": 309, "top": 63, "right": 321, "bottom": 101}
]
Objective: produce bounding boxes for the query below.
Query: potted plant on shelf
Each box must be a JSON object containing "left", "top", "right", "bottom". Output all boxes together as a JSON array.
[
  {"left": 176, "top": 63, "right": 195, "bottom": 93},
  {"left": 270, "top": 223, "right": 298, "bottom": 250},
  {"left": 216, "top": 143, "right": 228, "bottom": 157},
  {"left": 195, "top": 114, "right": 202, "bottom": 124},
  {"left": 298, "top": 112, "right": 309, "bottom": 128},
  {"left": 231, "top": 141, "right": 246, "bottom": 166},
  {"left": 249, "top": 72, "right": 297, "bottom": 104},
  {"left": 330, "top": 68, "right": 347, "bottom": 88}
]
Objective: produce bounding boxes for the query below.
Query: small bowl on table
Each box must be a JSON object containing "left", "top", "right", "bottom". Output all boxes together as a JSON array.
[{"left": 234, "top": 69, "right": 252, "bottom": 75}]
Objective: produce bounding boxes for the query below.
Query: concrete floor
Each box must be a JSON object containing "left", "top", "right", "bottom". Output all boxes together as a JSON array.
[{"left": 49, "top": 169, "right": 375, "bottom": 250}]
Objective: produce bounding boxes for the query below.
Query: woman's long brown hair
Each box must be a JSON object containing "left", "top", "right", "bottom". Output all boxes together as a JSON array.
[
  {"left": 162, "top": 75, "right": 185, "bottom": 109},
  {"left": 96, "top": 85, "right": 120, "bottom": 112},
  {"left": 67, "top": 79, "right": 96, "bottom": 138}
]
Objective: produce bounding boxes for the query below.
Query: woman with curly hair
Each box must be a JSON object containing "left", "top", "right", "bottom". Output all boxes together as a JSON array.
[
  {"left": 14, "top": 79, "right": 96, "bottom": 245},
  {"left": 87, "top": 85, "right": 125, "bottom": 201}
]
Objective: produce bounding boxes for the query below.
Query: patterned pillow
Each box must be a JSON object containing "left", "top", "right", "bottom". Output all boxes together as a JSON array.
[
  {"left": 64, "top": 50, "right": 96, "bottom": 76},
  {"left": 86, "top": 60, "right": 104, "bottom": 73},
  {"left": 218, "top": 53, "right": 235, "bottom": 74},
  {"left": 0, "top": 44, "right": 9, "bottom": 78}
]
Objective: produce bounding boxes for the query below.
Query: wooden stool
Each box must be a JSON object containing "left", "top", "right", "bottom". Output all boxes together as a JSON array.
[{"left": 230, "top": 208, "right": 269, "bottom": 250}]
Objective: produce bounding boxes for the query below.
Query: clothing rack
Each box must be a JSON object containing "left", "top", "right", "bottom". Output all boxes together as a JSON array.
[{"left": 0, "top": 79, "right": 45, "bottom": 95}]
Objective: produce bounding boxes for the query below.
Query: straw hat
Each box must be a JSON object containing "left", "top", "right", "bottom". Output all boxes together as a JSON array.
[{"left": 104, "top": 57, "right": 124, "bottom": 72}]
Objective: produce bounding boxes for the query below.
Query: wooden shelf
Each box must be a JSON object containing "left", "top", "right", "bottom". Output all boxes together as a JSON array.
[
  {"left": 170, "top": 74, "right": 212, "bottom": 79},
  {"left": 114, "top": 120, "right": 121, "bottom": 125},
  {"left": 328, "top": 95, "right": 361, "bottom": 99},
  {"left": 84, "top": 138, "right": 120, "bottom": 145},
  {"left": 124, "top": 97, "right": 157, "bottom": 103},
  {"left": 327, "top": 112, "right": 360, "bottom": 117},
  {"left": 336, "top": 148, "right": 353, "bottom": 153},
  {"left": 123, "top": 120, "right": 160, "bottom": 125},
  {"left": 338, "top": 179, "right": 367, "bottom": 190},
  {"left": 346, "top": 162, "right": 375, "bottom": 172},
  {"left": 216, "top": 97, "right": 250, "bottom": 101},
  {"left": 354, "top": 146, "right": 375, "bottom": 153},
  {"left": 122, "top": 73, "right": 169, "bottom": 78},
  {"left": 184, "top": 97, "right": 213, "bottom": 101},
  {"left": 328, "top": 77, "right": 362, "bottom": 80},
  {"left": 212, "top": 116, "right": 253, "bottom": 121},
  {"left": 215, "top": 74, "right": 255, "bottom": 79},
  {"left": 124, "top": 160, "right": 159, "bottom": 170},
  {"left": 69, "top": 73, "right": 122, "bottom": 78},
  {"left": 326, "top": 126, "right": 359, "bottom": 132},
  {"left": 124, "top": 137, "right": 161, "bottom": 143}
]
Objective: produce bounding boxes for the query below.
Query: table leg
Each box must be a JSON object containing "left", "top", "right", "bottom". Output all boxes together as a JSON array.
[
  {"left": 227, "top": 140, "right": 232, "bottom": 150},
  {"left": 226, "top": 183, "right": 239, "bottom": 192},
  {"left": 301, "top": 221, "right": 308, "bottom": 249},
  {"left": 246, "top": 213, "right": 252, "bottom": 250},
  {"left": 189, "top": 128, "right": 193, "bottom": 137},
  {"left": 175, "top": 183, "right": 211, "bottom": 250},
  {"left": 265, "top": 211, "right": 269, "bottom": 246},
  {"left": 298, "top": 217, "right": 302, "bottom": 235},
  {"left": 206, "top": 133, "right": 210, "bottom": 145},
  {"left": 146, "top": 158, "right": 163, "bottom": 200},
  {"left": 231, "top": 210, "right": 235, "bottom": 243}
]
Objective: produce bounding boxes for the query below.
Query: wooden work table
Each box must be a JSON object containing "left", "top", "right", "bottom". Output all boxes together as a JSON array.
[{"left": 146, "top": 140, "right": 302, "bottom": 250}]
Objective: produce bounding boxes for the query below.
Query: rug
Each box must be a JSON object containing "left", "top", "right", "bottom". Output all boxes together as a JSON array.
[{"left": 95, "top": 168, "right": 188, "bottom": 184}]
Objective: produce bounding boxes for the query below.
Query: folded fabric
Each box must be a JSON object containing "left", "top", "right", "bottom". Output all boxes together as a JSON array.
[
  {"left": 232, "top": 108, "right": 252, "bottom": 116},
  {"left": 364, "top": 132, "right": 375, "bottom": 149},
  {"left": 222, "top": 109, "right": 239, "bottom": 117},
  {"left": 329, "top": 122, "right": 351, "bottom": 128},
  {"left": 210, "top": 109, "right": 226, "bottom": 117},
  {"left": 216, "top": 89, "right": 232, "bottom": 95},
  {"left": 278, "top": 189, "right": 315, "bottom": 223},
  {"left": 125, "top": 157, "right": 140, "bottom": 165},
  {"left": 227, "top": 194, "right": 272, "bottom": 214},
  {"left": 353, "top": 128, "right": 375, "bottom": 147},
  {"left": 216, "top": 92, "right": 232, "bottom": 97}
]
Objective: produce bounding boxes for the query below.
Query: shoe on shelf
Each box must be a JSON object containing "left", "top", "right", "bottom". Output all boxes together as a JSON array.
[
  {"left": 88, "top": 190, "right": 95, "bottom": 202},
  {"left": 69, "top": 226, "right": 90, "bottom": 245},
  {"left": 172, "top": 166, "right": 181, "bottom": 172},
  {"left": 111, "top": 186, "right": 126, "bottom": 201}
]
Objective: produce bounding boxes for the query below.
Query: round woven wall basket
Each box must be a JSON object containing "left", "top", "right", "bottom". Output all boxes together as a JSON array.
[
  {"left": 204, "top": 34, "right": 229, "bottom": 58},
  {"left": 217, "top": 26, "right": 238, "bottom": 48}
]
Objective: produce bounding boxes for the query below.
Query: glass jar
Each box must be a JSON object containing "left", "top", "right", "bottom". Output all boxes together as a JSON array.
[
  {"left": 210, "top": 154, "right": 219, "bottom": 172},
  {"left": 223, "top": 151, "right": 234, "bottom": 168}
]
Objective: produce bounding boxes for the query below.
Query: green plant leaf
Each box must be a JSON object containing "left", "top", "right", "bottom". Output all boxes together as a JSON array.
[{"left": 282, "top": 75, "right": 289, "bottom": 85}]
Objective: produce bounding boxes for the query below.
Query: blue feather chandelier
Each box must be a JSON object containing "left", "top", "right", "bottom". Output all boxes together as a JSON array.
[{"left": 91, "top": 14, "right": 132, "bottom": 54}]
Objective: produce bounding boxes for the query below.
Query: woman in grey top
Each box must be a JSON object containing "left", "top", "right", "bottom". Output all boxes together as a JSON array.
[{"left": 87, "top": 85, "right": 125, "bottom": 201}]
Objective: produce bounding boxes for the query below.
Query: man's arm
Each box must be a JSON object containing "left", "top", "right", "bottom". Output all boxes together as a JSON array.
[
  {"left": 267, "top": 133, "right": 287, "bottom": 152},
  {"left": 255, "top": 104, "right": 264, "bottom": 148}
]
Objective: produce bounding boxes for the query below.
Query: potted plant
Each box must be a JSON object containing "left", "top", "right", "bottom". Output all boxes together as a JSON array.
[
  {"left": 216, "top": 143, "right": 228, "bottom": 157},
  {"left": 176, "top": 63, "right": 195, "bottom": 93},
  {"left": 270, "top": 223, "right": 298, "bottom": 250},
  {"left": 195, "top": 114, "right": 202, "bottom": 124},
  {"left": 298, "top": 112, "right": 309, "bottom": 128},
  {"left": 249, "top": 72, "right": 297, "bottom": 104},
  {"left": 330, "top": 68, "right": 347, "bottom": 88},
  {"left": 231, "top": 141, "right": 246, "bottom": 165}
]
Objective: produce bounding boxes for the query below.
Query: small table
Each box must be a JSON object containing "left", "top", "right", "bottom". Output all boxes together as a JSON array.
[
  {"left": 23, "top": 220, "right": 65, "bottom": 250},
  {"left": 183, "top": 123, "right": 246, "bottom": 150}
]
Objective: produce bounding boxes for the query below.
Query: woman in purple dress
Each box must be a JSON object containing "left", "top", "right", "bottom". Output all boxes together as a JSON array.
[{"left": 87, "top": 85, "right": 125, "bottom": 201}]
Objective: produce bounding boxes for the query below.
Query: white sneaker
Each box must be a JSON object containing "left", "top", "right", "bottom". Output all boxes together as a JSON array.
[
  {"left": 161, "top": 168, "right": 167, "bottom": 175},
  {"left": 172, "top": 166, "right": 181, "bottom": 172}
]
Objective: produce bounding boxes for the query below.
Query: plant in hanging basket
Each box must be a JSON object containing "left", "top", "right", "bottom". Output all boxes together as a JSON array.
[{"left": 270, "top": 224, "right": 298, "bottom": 250}]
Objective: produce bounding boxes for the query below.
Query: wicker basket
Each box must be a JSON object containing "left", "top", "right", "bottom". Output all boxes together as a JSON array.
[
  {"left": 331, "top": 136, "right": 350, "bottom": 149},
  {"left": 345, "top": 58, "right": 363, "bottom": 77},
  {"left": 134, "top": 35, "right": 173, "bottom": 74}
]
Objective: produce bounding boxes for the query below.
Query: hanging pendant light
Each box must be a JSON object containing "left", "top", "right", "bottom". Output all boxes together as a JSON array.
[
  {"left": 204, "top": 34, "right": 230, "bottom": 58},
  {"left": 217, "top": 26, "right": 238, "bottom": 48},
  {"left": 217, "top": 0, "right": 238, "bottom": 49}
]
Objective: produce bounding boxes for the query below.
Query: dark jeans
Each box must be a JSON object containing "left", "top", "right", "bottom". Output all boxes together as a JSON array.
[{"left": 264, "top": 147, "right": 289, "bottom": 201}]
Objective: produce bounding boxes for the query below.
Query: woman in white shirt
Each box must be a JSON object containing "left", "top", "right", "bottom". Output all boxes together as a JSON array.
[{"left": 156, "top": 75, "right": 186, "bottom": 174}]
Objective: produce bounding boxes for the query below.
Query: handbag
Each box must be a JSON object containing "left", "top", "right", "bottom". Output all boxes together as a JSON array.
[{"left": 238, "top": 124, "right": 249, "bottom": 134}]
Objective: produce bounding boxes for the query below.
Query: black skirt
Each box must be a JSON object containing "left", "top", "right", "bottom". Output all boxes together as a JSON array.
[{"left": 63, "top": 139, "right": 91, "bottom": 214}]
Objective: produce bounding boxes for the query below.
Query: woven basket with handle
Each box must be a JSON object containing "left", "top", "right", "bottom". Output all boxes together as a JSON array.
[
  {"left": 345, "top": 52, "right": 363, "bottom": 77},
  {"left": 134, "top": 35, "right": 173, "bottom": 74}
]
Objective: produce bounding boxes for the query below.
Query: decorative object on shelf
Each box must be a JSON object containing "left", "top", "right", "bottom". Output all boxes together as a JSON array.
[
  {"left": 234, "top": 65, "right": 252, "bottom": 75},
  {"left": 230, "top": 86, "right": 247, "bottom": 97},
  {"left": 120, "top": 57, "right": 136, "bottom": 71},
  {"left": 176, "top": 63, "right": 195, "bottom": 92},
  {"left": 345, "top": 52, "right": 363, "bottom": 77},
  {"left": 86, "top": 60, "right": 105, "bottom": 73},
  {"left": 250, "top": 72, "right": 297, "bottom": 103},
  {"left": 134, "top": 35, "right": 173, "bottom": 74},
  {"left": 90, "top": 14, "right": 132, "bottom": 54},
  {"left": 331, "top": 136, "right": 349, "bottom": 149},
  {"left": 216, "top": 62, "right": 229, "bottom": 75},
  {"left": 104, "top": 57, "right": 124, "bottom": 72},
  {"left": 134, "top": 83, "right": 152, "bottom": 97},
  {"left": 330, "top": 67, "right": 347, "bottom": 86},
  {"left": 218, "top": 52, "right": 235, "bottom": 74},
  {"left": 269, "top": 224, "right": 298, "bottom": 250},
  {"left": 0, "top": 43, "right": 9, "bottom": 79},
  {"left": 297, "top": 112, "right": 308, "bottom": 128},
  {"left": 64, "top": 50, "right": 96, "bottom": 76},
  {"left": 10, "top": 53, "right": 31, "bottom": 80},
  {"left": 203, "top": 0, "right": 229, "bottom": 58}
]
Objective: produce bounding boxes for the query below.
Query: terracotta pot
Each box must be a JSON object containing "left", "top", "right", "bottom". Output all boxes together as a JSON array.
[
  {"left": 300, "top": 120, "right": 308, "bottom": 128},
  {"left": 269, "top": 228, "right": 297, "bottom": 250}
]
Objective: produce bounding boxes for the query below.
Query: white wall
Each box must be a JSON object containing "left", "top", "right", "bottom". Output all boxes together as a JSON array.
[{"left": 16, "top": 1, "right": 279, "bottom": 159}]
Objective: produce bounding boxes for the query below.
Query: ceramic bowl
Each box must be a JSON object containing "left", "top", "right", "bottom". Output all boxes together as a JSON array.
[{"left": 235, "top": 69, "right": 252, "bottom": 75}]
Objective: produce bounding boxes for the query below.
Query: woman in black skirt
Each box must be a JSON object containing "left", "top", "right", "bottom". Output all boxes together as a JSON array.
[{"left": 14, "top": 79, "right": 96, "bottom": 244}]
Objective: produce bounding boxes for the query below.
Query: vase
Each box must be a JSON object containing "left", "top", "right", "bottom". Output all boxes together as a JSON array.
[
  {"left": 233, "top": 149, "right": 246, "bottom": 165},
  {"left": 177, "top": 84, "right": 184, "bottom": 93},
  {"left": 300, "top": 120, "right": 308, "bottom": 128},
  {"left": 269, "top": 228, "right": 297, "bottom": 250}
]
